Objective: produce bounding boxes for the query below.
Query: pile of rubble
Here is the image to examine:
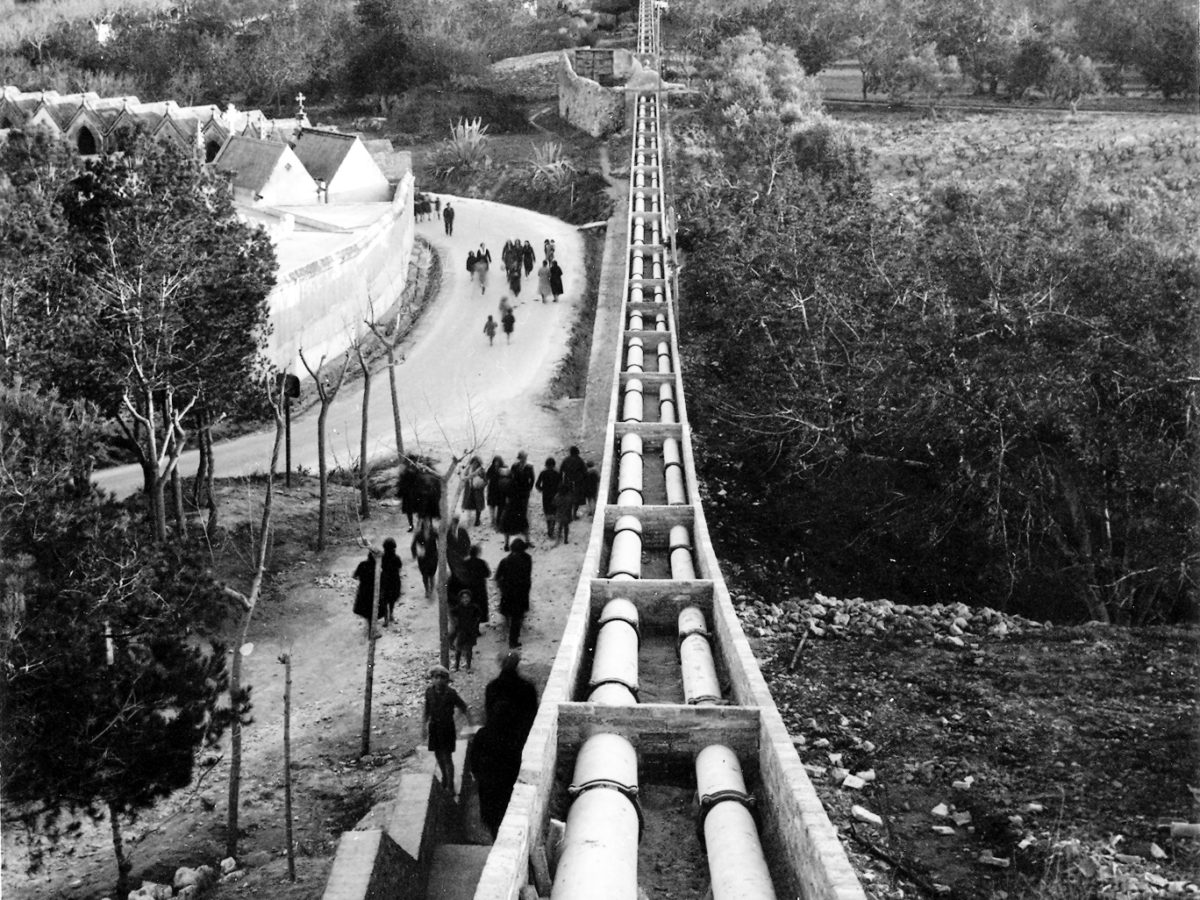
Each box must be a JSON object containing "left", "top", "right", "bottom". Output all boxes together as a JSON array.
[{"left": 736, "top": 592, "right": 1043, "bottom": 647}]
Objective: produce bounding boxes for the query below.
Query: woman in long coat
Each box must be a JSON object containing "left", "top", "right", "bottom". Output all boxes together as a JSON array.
[
  {"left": 501, "top": 452, "right": 534, "bottom": 549},
  {"left": 549, "top": 260, "right": 564, "bottom": 302},
  {"left": 463, "top": 456, "right": 487, "bottom": 527},
  {"left": 536, "top": 260, "right": 552, "bottom": 303},
  {"left": 411, "top": 520, "right": 440, "bottom": 599},
  {"left": 485, "top": 455, "right": 508, "bottom": 529}
]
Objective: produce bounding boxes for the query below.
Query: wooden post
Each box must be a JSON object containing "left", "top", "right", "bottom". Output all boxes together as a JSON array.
[
  {"left": 280, "top": 651, "right": 296, "bottom": 882},
  {"left": 361, "top": 547, "right": 382, "bottom": 757}
]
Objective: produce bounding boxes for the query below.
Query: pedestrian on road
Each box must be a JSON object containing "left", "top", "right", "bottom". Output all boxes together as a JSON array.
[
  {"left": 443, "top": 202, "right": 454, "bottom": 235},
  {"left": 463, "top": 456, "right": 487, "bottom": 525},
  {"left": 464, "top": 544, "right": 492, "bottom": 623},
  {"left": 506, "top": 259, "right": 522, "bottom": 296},
  {"left": 423, "top": 664, "right": 471, "bottom": 792},
  {"left": 554, "top": 488, "right": 574, "bottom": 545},
  {"left": 484, "top": 650, "right": 539, "bottom": 741},
  {"left": 584, "top": 461, "right": 600, "bottom": 514},
  {"left": 411, "top": 519, "right": 439, "bottom": 600},
  {"left": 502, "top": 451, "right": 534, "bottom": 549},
  {"left": 380, "top": 537, "right": 402, "bottom": 626},
  {"left": 467, "top": 249, "right": 477, "bottom": 284},
  {"left": 550, "top": 260, "right": 564, "bottom": 303},
  {"left": 535, "top": 457, "right": 561, "bottom": 540},
  {"left": 451, "top": 589, "right": 481, "bottom": 671},
  {"left": 501, "top": 308, "right": 515, "bottom": 344},
  {"left": 486, "top": 456, "right": 509, "bottom": 529},
  {"left": 397, "top": 464, "right": 421, "bottom": 532},
  {"left": 483, "top": 314, "right": 497, "bottom": 345},
  {"left": 475, "top": 243, "right": 491, "bottom": 293},
  {"left": 469, "top": 703, "right": 521, "bottom": 837},
  {"left": 352, "top": 550, "right": 380, "bottom": 638},
  {"left": 559, "top": 446, "right": 587, "bottom": 517},
  {"left": 495, "top": 539, "right": 532, "bottom": 649},
  {"left": 522, "top": 240, "right": 535, "bottom": 276},
  {"left": 536, "top": 259, "right": 551, "bottom": 303},
  {"left": 445, "top": 514, "right": 472, "bottom": 599},
  {"left": 543, "top": 238, "right": 555, "bottom": 262}
]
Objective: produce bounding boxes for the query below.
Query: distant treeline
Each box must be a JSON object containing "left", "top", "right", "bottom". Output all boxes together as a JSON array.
[{"left": 1, "top": 0, "right": 613, "bottom": 116}]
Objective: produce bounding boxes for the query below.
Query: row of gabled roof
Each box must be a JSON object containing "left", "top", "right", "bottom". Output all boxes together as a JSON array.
[{"left": 0, "top": 86, "right": 302, "bottom": 159}]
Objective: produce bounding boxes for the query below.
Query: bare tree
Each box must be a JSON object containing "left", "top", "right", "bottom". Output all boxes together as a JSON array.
[
  {"left": 354, "top": 343, "right": 372, "bottom": 519},
  {"left": 217, "top": 378, "right": 287, "bottom": 859},
  {"left": 299, "top": 348, "right": 352, "bottom": 550},
  {"left": 365, "top": 298, "right": 406, "bottom": 461}
]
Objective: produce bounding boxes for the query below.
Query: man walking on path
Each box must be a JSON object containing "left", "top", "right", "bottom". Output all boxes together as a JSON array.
[
  {"left": 495, "top": 539, "right": 532, "bottom": 648},
  {"left": 444, "top": 203, "right": 455, "bottom": 235}
]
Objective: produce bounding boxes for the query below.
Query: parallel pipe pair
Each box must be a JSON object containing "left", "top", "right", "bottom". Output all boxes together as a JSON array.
[
  {"left": 678, "top": 606, "right": 720, "bottom": 704},
  {"left": 550, "top": 733, "right": 642, "bottom": 900},
  {"left": 587, "top": 598, "right": 640, "bottom": 705},
  {"left": 617, "top": 433, "right": 643, "bottom": 506}
]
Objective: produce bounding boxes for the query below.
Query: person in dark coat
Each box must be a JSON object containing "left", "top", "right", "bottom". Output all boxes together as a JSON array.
[
  {"left": 584, "top": 461, "right": 600, "bottom": 514},
  {"left": 445, "top": 515, "right": 472, "bottom": 598},
  {"left": 485, "top": 650, "right": 539, "bottom": 742},
  {"left": 485, "top": 455, "right": 508, "bottom": 528},
  {"left": 424, "top": 664, "right": 470, "bottom": 791},
  {"left": 559, "top": 446, "right": 587, "bottom": 517},
  {"left": 554, "top": 488, "right": 575, "bottom": 545},
  {"left": 506, "top": 259, "right": 522, "bottom": 296},
  {"left": 463, "top": 456, "right": 487, "bottom": 525},
  {"left": 352, "top": 551, "right": 378, "bottom": 638},
  {"left": 475, "top": 243, "right": 491, "bottom": 294},
  {"left": 380, "top": 537, "right": 402, "bottom": 626},
  {"left": 469, "top": 702, "right": 522, "bottom": 837},
  {"left": 466, "top": 249, "right": 477, "bottom": 285},
  {"left": 494, "top": 539, "right": 532, "bottom": 648},
  {"left": 411, "top": 520, "right": 439, "bottom": 599},
  {"left": 534, "top": 457, "right": 562, "bottom": 540},
  {"left": 500, "top": 308, "right": 515, "bottom": 343},
  {"left": 415, "top": 471, "right": 442, "bottom": 525},
  {"left": 398, "top": 464, "right": 422, "bottom": 532},
  {"left": 464, "top": 544, "right": 492, "bottom": 623},
  {"left": 501, "top": 451, "right": 534, "bottom": 549},
  {"left": 521, "top": 240, "right": 536, "bottom": 276},
  {"left": 549, "top": 260, "right": 564, "bottom": 302},
  {"left": 443, "top": 202, "right": 455, "bottom": 235},
  {"left": 451, "top": 589, "right": 481, "bottom": 671}
]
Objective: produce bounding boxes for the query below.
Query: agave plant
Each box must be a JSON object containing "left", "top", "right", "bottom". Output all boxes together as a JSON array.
[
  {"left": 528, "top": 141, "right": 578, "bottom": 192},
  {"left": 431, "top": 117, "right": 491, "bottom": 180}
]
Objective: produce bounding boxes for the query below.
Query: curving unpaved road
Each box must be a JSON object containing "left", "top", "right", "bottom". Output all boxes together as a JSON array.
[{"left": 93, "top": 197, "right": 587, "bottom": 497}]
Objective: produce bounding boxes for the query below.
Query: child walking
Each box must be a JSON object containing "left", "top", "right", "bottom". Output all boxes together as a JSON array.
[
  {"left": 423, "top": 665, "right": 471, "bottom": 792},
  {"left": 483, "top": 315, "right": 497, "bottom": 346},
  {"left": 451, "top": 589, "right": 482, "bottom": 671}
]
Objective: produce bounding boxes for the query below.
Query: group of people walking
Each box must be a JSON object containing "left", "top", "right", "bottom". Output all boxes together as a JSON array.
[
  {"left": 532, "top": 446, "right": 599, "bottom": 545},
  {"left": 422, "top": 648, "right": 538, "bottom": 836}
]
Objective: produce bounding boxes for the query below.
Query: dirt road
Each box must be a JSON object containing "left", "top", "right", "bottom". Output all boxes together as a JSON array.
[{"left": 93, "top": 198, "right": 587, "bottom": 497}]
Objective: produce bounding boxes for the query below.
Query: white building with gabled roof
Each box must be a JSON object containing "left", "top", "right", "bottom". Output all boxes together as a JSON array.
[{"left": 292, "top": 127, "right": 391, "bottom": 203}]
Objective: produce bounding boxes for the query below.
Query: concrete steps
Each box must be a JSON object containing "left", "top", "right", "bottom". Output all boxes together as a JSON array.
[{"left": 424, "top": 844, "right": 492, "bottom": 900}]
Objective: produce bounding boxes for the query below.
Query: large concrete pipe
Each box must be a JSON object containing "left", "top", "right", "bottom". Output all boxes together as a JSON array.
[
  {"left": 552, "top": 733, "right": 641, "bottom": 900},
  {"left": 695, "top": 745, "right": 776, "bottom": 900},
  {"left": 622, "top": 379, "right": 643, "bottom": 423},
  {"left": 633, "top": 170, "right": 645, "bottom": 189},
  {"left": 669, "top": 524, "right": 696, "bottom": 579},
  {"left": 588, "top": 598, "right": 640, "bottom": 699},
  {"left": 626, "top": 337, "right": 644, "bottom": 373},
  {"left": 663, "top": 437, "right": 687, "bottom": 504},
  {"left": 633, "top": 191, "right": 646, "bottom": 213},
  {"left": 655, "top": 312, "right": 668, "bottom": 331},
  {"left": 651, "top": 254, "right": 664, "bottom": 280},
  {"left": 678, "top": 607, "right": 721, "bottom": 705},
  {"left": 608, "top": 515, "right": 643, "bottom": 580},
  {"left": 632, "top": 216, "right": 645, "bottom": 245},
  {"left": 617, "top": 433, "right": 644, "bottom": 506},
  {"left": 659, "top": 382, "right": 677, "bottom": 424},
  {"left": 653, "top": 286, "right": 665, "bottom": 303},
  {"left": 630, "top": 283, "right": 643, "bottom": 304},
  {"left": 628, "top": 309, "right": 644, "bottom": 331},
  {"left": 630, "top": 251, "right": 644, "bottom": 278},
  {"left": 656, "top": 340, "right": 671, "bottom": 373}
]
